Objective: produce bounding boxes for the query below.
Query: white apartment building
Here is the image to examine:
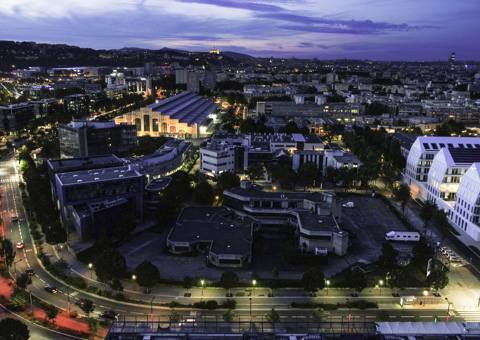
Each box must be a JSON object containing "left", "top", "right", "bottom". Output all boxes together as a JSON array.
[
  {"left": 452, "top": 163, "right": 480, "bottom": 240},
  {"left": 404, "top": 136, "right": 480, "bottom": 240},
  {"left": 404, "top": 137, "right": 480, "bottom": 200}
]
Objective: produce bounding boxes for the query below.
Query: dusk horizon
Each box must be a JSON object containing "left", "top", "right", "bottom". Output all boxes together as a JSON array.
[{"left": 1, "top": 0, "right": 478, "bottom": 61}]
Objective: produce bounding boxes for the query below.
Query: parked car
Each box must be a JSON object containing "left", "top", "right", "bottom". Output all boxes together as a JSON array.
[
  {"left": 11, "top": 216, "right": 18, "bottom": 222},
  {"left": 25, "top": 268, "right": 36, "bottom": 275},
  {"left": 16, "top": 242, "right": 24, "bottom": 249},
  {"left": 45, "top": 285, "right": 58, "bottom": 294},
  {"left": 342, "top": 202, "right": 355, "bottom": 208},
  {"left": 100, "top": 311, "right": 119, "bottom": 319}
]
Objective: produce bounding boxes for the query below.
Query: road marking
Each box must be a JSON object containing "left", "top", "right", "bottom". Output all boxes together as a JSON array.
[
  {"left": 131, "top": 312, "right": 142, "bottom": 315},
  {"left": 419, "top": 315, "right": 432, "bottom": 318},
  {"left": 400, "top": 315, "right": 415, "bottom": 318},
  {"left": 39, "top": 278, "right": 45, "bottom": 283}
]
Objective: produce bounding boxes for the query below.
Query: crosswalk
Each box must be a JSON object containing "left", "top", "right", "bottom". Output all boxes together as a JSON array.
[
  {"left": 456, "top": 310, "right": 480, "bottom": 322},
  {"left": 0, "top": 178, "right": 19, "bottom": 183}
]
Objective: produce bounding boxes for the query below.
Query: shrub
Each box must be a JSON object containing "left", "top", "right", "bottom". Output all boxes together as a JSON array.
[
  {"left": 97, "top": 289, "right": 112, "bottom": 298},
  {"left": 222, "top": 299, "right": 237, "bottom": 309},
  {"left": 69, "top": 311, "right": 78, "bottom": 318},
  {"left": 113, "top": 293, "right": 125, "bottom": 301},
  {"left": 85, "top": 286, "right": 98, "bottom": 294},
  {"left": 41, "top": 256, "right": 51, "bottom": 266},
  {"left": 167, "top": 301, "right": 181, "bottom": 308},
  {"left": 205, "top": 300, "right": 219, "bottom": 310}
]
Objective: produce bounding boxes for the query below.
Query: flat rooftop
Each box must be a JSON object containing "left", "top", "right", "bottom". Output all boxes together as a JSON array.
[
  {"left": 48, "top": 154, "right": 123, "bottom": 172},
  {"left": 226, "top": 186, "right": 329, "bottom": 203},
  {"left": 56, "top": 166, "right": 142, "bottom": 185},
  {"left": 297, "top": 211, "right": 340, "bottom": 232},
  {"left": 169, "top": 206, "right": 253, "bottom": 255}
]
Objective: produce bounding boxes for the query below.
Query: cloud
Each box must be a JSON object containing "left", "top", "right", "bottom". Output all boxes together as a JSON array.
[
  {"left": 175, "top": 0, "right": 284, "bottom": 12},
  {"left": 257, "top": 12, "right": 438, "bottom": 35},
  {"left": 298, "top": 42, "right": 313, "bottom": 48}
]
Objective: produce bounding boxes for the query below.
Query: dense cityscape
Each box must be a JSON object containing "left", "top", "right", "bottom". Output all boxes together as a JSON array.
[{"left": 0, "top": 3, "right": 480, "bottom": 340}]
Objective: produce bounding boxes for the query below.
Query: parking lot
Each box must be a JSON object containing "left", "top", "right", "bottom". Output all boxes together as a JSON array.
[{"left": 340, "top": 195, "right": 415, "bottom": 266}]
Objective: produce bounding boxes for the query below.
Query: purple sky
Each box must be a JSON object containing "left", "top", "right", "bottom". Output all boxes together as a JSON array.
[{"left": 1, "top": 0, "right": 478, "bottom": 61}]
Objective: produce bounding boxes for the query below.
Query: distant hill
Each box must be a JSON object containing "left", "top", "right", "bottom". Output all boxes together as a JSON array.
[{"left": 222, "top": 51, "right": 253, "bottom": 60}]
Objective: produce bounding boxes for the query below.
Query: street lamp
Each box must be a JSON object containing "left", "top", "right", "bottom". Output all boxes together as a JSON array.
[
  {"left": 132, "top": 275, "right": 137, "bottom": 290},
  {"left": 67, "top": 285, "right": 71, "bottom": 313},
  {"left": 14, "top": 258, "right": 22, "bottom": 281},
  {"left": 28, "top": 290, "right": 33, "bottom": 316},
  {"left": 423, "top": 290, "right": 429, "bottom": 306},
  {"left": 252, "top": 280, "right": 256, "bottom": 296},
  {"left": 379, "top": 280, "right": 384, "bottom": 296},
  {"left": 346, "top": 298, "right": 352, "bottom": 322},
  {"left": 326, "top": 280, "right": 330, "bottom": 296},
  {"left": 151, "top": 296, "right": 156, "bottom": 322},
  {"left": 445, "top": 297, "right": 452, "bottom": 322},
  {"left": 88, "top": 263, "right": 93, "bottom": 279},
  {"left": 249, "top": 297, "right": 252, "bottom": 331},
  {"left": 201, "top": 279, "right": 205, "bottom": 296}
]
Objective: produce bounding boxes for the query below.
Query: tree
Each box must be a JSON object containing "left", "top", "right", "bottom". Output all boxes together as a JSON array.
[
  {"left": 193, "top": 180, "right": 215, "bottom": 206},
  {"left": 301, "top": 267, "right": 326, "bottom": 296},
  {"left": 0, "top": 238, "right": 15, "bottom": 268},
  {"left": 183, "top": 276, "right": 193, "bottom": 291},
  {"left": 378, "top": 243, "right": 398, "bottom": 272},
  {"left": 312, "top": 308, "right": 327, "bottom": 322},
  {"left": 393, "top": 184, "right": 411, "bottom": 215},
  {"left": 433, "top": 209, "right": 450, "bottom": 241},
  {"left": 386, "top": 268, "right": 407, "bottom": 295},
  {"left": 413, "top": 238, "right": 434, "bottom": 269},
  {"left": 217, "top": 172, "right": 240, "bottom": 195},
  {"left": 169, "top": 310, "right": 181, "bottom": 322},
  {"left": 45, "top": 304, "right": 59, "bottom": 324},
  {"left": 88, "top": 318, "right": 101, "bottom": 335},
  {"left": 0, "top": 318, "right": 30, "bottom": 339},
  {"left": 79, "top": 299, "right": 95, "bottom": 317},
  {"left": 220, "top": 270, "right": 239, "bottom": 296},
  {"left": 345, "top": 270, "right": 367, "bottom": 296},
  {"left": 135, "top": 261, "right": 161, "bottom": 291},
  {"left": 111, "top": 277, "right": 124, "bottom": 292},
  {"left": 298, "top": 162, "right": 319, "bottom": 188},
  {"left": 427, "top": 270, "right": 449, "bottom": 291},
  {"left": 16, "top": 274, "right": 32, "bottom": 290},
  {"left": 95, "top": 249, "right": 127, "bottom": 283},
  {"left": 245, "top": 163, "right": 264, "bottom": 183},
  {"left": 223, "top": 309, "right": 236, "bottom": 322},
  {"left": 265, "top": 308, "right": 280, "bottom": 323},
  {"left": 420, "top": 201, "right": 437, "bottom": 237},
  {"left": 10, "top": 290, "right": 28, "bottom": 309}
]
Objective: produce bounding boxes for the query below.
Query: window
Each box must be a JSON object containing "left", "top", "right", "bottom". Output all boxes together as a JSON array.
[
  {"left": 431, "top": 143, "right": 438, "bottom": 149},
  {"left": 423, "top": 143, "right": 430, "bottom": 150},
  {"left": 152, "top": 119, "right": 159, "bottom": 132}
]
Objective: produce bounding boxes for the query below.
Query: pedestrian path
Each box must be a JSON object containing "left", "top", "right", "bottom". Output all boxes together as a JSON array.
[{"left": 456, "top": 309, "right": 480, "bottom": 322}]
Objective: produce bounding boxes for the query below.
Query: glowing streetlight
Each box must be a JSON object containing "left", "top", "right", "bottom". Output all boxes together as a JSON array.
[
  {"left": 379, "top": 280, "right": 384, "bottom": 295},
  {"left": 423, "top": 290, "right": 429, "bottom": 306},
  {"left": 273, "top": 186, "right": 277, "bottom": 191},
  {"left": 252, "top": 280, "right": 256, "bottom": 296},
  {"left": 132, "top": 274, "right": 137, "bottom": 290},
  {"left": 88, "top": 263, "right": 93, "bottom": 279},
  {"left": 201, "top": 279, "right": 205, "bottom": 296},
  {"left": 326, "top": 280, "right": 330, "bottom": 296}
]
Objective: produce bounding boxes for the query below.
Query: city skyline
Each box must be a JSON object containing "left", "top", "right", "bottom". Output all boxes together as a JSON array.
[{"left": 1, "top": 0, "right": 478, "bottom": 61}]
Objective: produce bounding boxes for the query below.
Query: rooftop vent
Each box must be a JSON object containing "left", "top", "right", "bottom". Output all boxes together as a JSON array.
[
  {"left": 94, "top": 177, "right": 99, "bottom": 180},
  {"left": 77, "top": 180, "right": 82, "bottom": 183}
]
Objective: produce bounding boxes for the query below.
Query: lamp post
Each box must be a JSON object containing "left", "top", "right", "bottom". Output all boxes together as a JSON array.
[
  {"left": 151, "top": 296, "right": 156, "bottom": 322},
  {"left": 249, "top": 297, "right": 252, "bottom": 331},
  {"left": 88, "top": 263, "right": 93, "bottom": 279},
  {"left": 67, "top": 285, "right": 71, "bottom": 313},
  {"left": 445, "top": 297, "right": 452, "bottom": 322},
  {"left": 252, "top": 280, "right": 256, "bottom": 296},
  {"left": 29, "top": 290, "right": 33, "bottom": 316},
  {"left": 423, "top": 290, "right": 429, "bottom": 306},
  {"left": 379, "top": 280, "right": 384, "bottom": 296},
  {"left": 326, "top": 280, "right": 330, "bottom": 296},
  {"left": 201, "top": 280, "right": 205, "bottom": 296},
  {"left": 14, "top": 258, "right": 22, "bottom": 281},
  {"left": 132, "top": 275, "right": 137, "bottom": 290}
]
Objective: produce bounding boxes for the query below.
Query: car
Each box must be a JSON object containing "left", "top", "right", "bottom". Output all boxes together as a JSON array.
[
  {"left": 11, "top": 216, "right": 18, "bottom": 222},
  {"left": 25, "top": 268, "right": 36, "bottom": 275},
  {"left": 100, "top": 311, "right": 119, "bottom": 319},
  {"left": 75, "top": 298, "right": 86, "bottom": 306},
  {"left": 342, "top": 202, "right": 355, "bottom": 208},
  {"left": 16, "top": 242, "right": 24, "bottom": 249},
  {"left": 45, "top": 285, "right": 58, "bottom": 294}
]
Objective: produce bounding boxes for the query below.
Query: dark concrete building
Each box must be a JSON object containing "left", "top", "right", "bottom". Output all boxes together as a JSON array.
[{"left": 58, "top": 121, "right": 137, "bottom": 158}]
